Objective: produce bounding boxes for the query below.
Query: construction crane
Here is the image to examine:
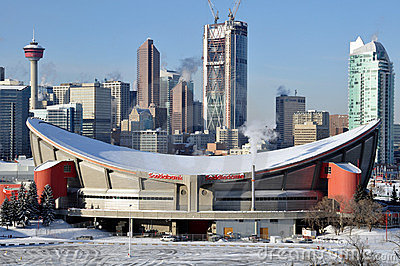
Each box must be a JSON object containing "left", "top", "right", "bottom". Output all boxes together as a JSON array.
[
  {"left": 228, "top": 0, "right": 241, "bottom": 21},
  {"left": 207, "top": 0, "right": 219, "bottom": 24}
]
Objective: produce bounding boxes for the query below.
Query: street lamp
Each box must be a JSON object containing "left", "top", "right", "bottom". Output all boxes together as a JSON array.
[
  {"left": 128, "top": 204, "right": 132, "bottom": 257},
  {"left": 386, "top": 210, "right": 390, "bottom": 242}
]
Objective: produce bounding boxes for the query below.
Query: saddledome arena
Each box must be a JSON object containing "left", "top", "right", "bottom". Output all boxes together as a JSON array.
[{"left": 27, "top": 118, "right": 379, "bottom": 237}]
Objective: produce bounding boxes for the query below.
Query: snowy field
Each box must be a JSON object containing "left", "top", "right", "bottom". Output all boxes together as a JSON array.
[{"left": 0, "top": 220, "right": 399, "bottom": 265}]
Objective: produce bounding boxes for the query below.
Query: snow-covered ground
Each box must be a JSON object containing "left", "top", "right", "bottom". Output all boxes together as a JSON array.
[{"left": 0, "top": 220, "right": 399, "bottom": 265}]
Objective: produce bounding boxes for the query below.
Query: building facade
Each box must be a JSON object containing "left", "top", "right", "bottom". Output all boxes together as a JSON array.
[
  {"left": 0, "top": 67, "right": 4, "bottom": 81},
  {"left": 102, "top": 80, "right": 130, "bottom": 129},
  {"left": 172, "top": 81, "right": 194, "bottom": 134},
  {"left": 0, "top": 85, "right": 30, "bottom": 160},
  {"left": 193, "top": 100, "right": 204, "bottom": 132},
  {"left": 293, "top": 110, "right": 329, "bottom": 138},
  {"left": 53, "top": 83, "right": 81, "bottom": 105},
  {"left": 160, "top": 70, "right": 181, "bottom": 134},
  {"left": 137, "top": 38, "right": 160, "bottom": 108},
  {"left": 276, "top": 95, "right": 306, "bottom": 148},
  {"left": 32, "top": 103, "right": 83, "bottom": 135},
  {"left": 70, "top": 83, "right": 111, "bottom": 143},
  {"left": 132, "top": 130, "right": 168, "bottom": 154},
  {"left": 294, "top": 122, "right": 329, "bottom": 146},
  {"left": 203, "top": 20, "right": 247, "bottom": 132},
  {"left": 348, "top": 36, "right": 395, "bottom": 164},
  {"left": 330, "top": 114, "right": 349, "bottom": 136},
  {"left": 216, "top": 127, "right": 244, "bottom": 150}
]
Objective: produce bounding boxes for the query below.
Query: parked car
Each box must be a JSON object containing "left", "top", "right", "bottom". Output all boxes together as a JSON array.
[
  {"left": 208, "top": 234, "right": 223, "bottom": 242},
  {"left": 160, "top": 235, "right": 176, "bottom": 242},
  {"left": 299, "top": 238, "right": 313, "bottom": 244}
]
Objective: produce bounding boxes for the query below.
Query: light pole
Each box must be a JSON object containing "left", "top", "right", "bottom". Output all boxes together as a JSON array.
[{"left": 128, "top": 204, "right": 132, "bottom": 257}]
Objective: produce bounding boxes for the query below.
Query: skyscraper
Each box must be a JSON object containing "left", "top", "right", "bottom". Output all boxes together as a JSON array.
[
  {"left": 171, "top": 81, "right": 194, "bottom": 134},
  {"left": 160, "top": 69, "right": 181, "bottom": 134},
  {"left": 102, "top": 80, "right": 130, "bottom": 129},
  {"left": 348, "top": 36, "right": 395, "bottom": 164},
  {"left": 193, "top": 100, "right": 203, "bottom": 132},
  {"left": 137, "top": 38, "right": 160, "bottom": 108},
  {"left": 0, "top": 85, "right": 30, "bottom": 160},
  {"left": 70, "top": 83, "right": 111, "bottom": 143},
  {"left": 276, "top": 95, "right": 306, "bottom": 148},
  {"left": 203, "top": 20, "right": 247, "bottom": 132}
]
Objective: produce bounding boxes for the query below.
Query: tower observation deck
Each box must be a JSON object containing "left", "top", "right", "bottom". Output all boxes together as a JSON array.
[{"left": 24, "top": 31, "right": 45, "bottom": 110}]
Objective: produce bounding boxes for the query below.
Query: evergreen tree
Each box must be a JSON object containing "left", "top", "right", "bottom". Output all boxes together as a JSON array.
[
  {"left": 16, "top": 183, "right": 28, "bottom": 226},
  {"left": 354, "top": 184, "right": 367, "bottom": 202},
  {"left": 9, "top": 192, "right": 18, "bottom": 227},
  {"left": 0, "top": 197, "right": 11, "bottom": 229},
  {"left": 26, "top": 182, "right": 40, "bottom": 220},
  {"left": 40, "top": 185, "right": 55, "bottom": 227},
  {"left": 391, "top": 185, "right": 398, "bottom": 204}
]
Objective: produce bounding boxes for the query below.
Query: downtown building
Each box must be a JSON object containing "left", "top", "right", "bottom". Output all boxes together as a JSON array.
[
  {"left": 203, "top": 19, "right": 247, "bottom": 132},
  {"left": 171, "top": 81, "right": 194, "bottom": 134},
  {"left": 293, "top": 110, "right": 330, "bottom": 146},
  {"left": 32, "top": 103, "right": 83, "bottom": 135},
  {"left": 137, "top": 38, "right": 160, "bottom": 108},
  {"left": 0, "top": 85, "right": 30, "bottom": 160},
  {"left": 102, "top": 80, "right": 130, "bottom": 130},
  {"left": 348, "top": 37, "right": 395, "bottom": 164},
  {"left": 70, "top": 82, "right": 111, "bottom": 143},
  {"left": 330, "top": 114, "right": 349, "bottom": 136},
  {"left": 276, "top": 95, "right": 306, "bottom": 148},
  {"left": 160, "top": 69, "right": 181, "bottom": 134}
]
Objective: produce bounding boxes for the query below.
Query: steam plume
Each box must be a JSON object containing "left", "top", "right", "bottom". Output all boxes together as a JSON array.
[
  {"left": 178, "top": 57, "right": 201, "bottom": 82},
  {"left": 240, "top": 120, "right": 278, "bottom": 164},
  {"left": 40, "top": 61, "right": 57, "bottom": 86},
  {"left": 276, "top": 85, "right": 290, "bottom": 96},
  {"left": 105, "top": 71, "right": 122, "bottom": 81}
]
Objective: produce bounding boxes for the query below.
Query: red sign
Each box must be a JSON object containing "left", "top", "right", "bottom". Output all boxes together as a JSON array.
[
  {"left": 149, "top": 173, "right": 183, "bottom": 181},
  {"left": 205, "top": 174, "right": 245, "bottom": 181}
]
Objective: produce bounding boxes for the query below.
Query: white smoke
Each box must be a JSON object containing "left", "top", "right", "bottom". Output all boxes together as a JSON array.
[
  {"left": 39, "top": 61, "right": 57, "bottom": 86},
  {"left": 178, "top": 57, "right": 201, "bottom": 82},
  {"left": 240, "top": 120, "right": 278, "bottom": 164},
  {"left": 276, "top": 85, "right": 290, "bottom": 96},
  {"left": 105, "top": 71, "right": 122, "bottom": 81}
]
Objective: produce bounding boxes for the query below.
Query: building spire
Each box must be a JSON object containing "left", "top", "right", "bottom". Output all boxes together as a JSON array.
[{"left": 32, "top": 27, "right": 35, "bottom": 43}]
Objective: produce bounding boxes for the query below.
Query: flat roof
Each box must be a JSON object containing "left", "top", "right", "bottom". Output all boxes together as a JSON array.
[{"left": 27, "top": 118, "right": 379, "bottom": 176}]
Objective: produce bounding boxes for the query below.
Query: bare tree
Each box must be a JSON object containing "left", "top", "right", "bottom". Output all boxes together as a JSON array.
[
  {"left": 344, "top": 236, "right": 380, "bottom": 266},
  {"left": 359, "top": 199, "right": 382, "bottom": 232},
  {"left": 305, "top": 197, "right": 340, "bottom": 235}
]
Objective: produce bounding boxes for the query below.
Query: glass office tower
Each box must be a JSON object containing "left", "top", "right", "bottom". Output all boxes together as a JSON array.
[{"left": 348, "top": 36, "right": 395, "bottom": 164}]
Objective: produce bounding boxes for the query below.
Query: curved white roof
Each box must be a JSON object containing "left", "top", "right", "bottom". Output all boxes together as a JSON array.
[{"left": 26, "top": 119, "right": 379, "bottom": 176}]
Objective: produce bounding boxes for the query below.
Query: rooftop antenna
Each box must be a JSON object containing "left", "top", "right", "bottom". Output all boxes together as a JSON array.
[
  {"left": 31, "top": 27, "right": 37, "bottom": 44},
  {"left": 295, "top": 89, "right": 297, "bottom": 96}
]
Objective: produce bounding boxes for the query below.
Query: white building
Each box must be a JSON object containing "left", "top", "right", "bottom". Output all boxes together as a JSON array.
[{"left": 102, "top": 80, "right": 130, "bottom": 129}]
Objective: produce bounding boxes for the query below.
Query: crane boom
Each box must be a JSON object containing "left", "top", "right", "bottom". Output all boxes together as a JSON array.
[
  {"left": 228, "top": 0, "right": 241, "bottom": 21},
  {"left": 207, "top": 0, "right": 219, "bottom": 24}
]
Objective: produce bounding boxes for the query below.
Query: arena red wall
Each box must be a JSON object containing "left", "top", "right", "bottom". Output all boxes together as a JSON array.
[{"left": 34, "top": 161, "right": 76, "bottom": 201}]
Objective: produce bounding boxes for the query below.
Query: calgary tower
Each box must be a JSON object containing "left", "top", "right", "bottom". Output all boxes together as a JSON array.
[{"left": 23, "top": 30, "right": 45, "bottom": 110}]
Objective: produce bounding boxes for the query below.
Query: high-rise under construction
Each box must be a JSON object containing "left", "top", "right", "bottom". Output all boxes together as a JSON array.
[{"left": 203, "top": 18, "right": 247, "bottom": 132}]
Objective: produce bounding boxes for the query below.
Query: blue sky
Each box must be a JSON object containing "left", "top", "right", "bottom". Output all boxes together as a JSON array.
[{"left": 1, "top": 0, "right": 399, "bottom": 125}]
